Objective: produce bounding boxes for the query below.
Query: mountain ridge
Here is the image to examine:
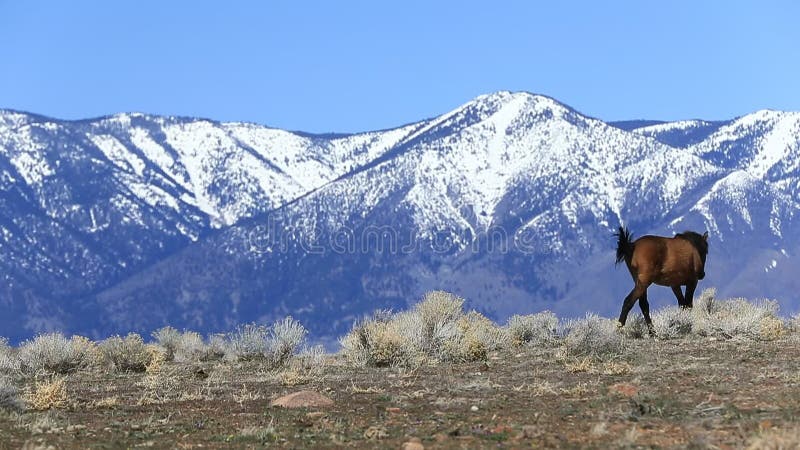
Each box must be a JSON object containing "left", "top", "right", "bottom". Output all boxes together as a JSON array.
[{"left": 1, "top": 92, "right": 799, "bottom": 342}]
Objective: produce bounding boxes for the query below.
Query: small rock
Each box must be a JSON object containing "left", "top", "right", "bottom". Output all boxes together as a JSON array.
[
  {"left": 402, "top": 439, "right": 424, "bottom": 450},
  {"left": 434, "top": 433, "right": 448, "bottom": 442},
  {"left": 386, "top": 407, "right": 402, "bottom": 414},
  {"left": 271, "top": 390, "right": 334, "bottom": 408},
  {"left": 470, "top": 405, "right": 479, "bottom": 412},
  {"left": 66, "top": 424, "right": 87, "bottom": 432}
]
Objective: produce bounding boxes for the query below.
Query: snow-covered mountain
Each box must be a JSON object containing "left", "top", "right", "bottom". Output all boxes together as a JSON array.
[{"left": 1, "top": 92, "right": 799, "bottom": 342}]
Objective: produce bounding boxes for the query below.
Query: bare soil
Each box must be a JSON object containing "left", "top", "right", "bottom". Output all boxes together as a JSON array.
[{"left": 3, "top": 336, "right": 800, "bottom": 449}]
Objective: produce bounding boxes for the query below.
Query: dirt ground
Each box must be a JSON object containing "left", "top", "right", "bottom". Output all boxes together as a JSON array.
[{"left": 3, "top": 336, "right": 800, "bottom": 449}]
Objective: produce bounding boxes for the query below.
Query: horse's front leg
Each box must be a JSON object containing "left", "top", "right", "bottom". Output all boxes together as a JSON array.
[{"left": 684, "top": 280, "right": 698, "bottom": 308}]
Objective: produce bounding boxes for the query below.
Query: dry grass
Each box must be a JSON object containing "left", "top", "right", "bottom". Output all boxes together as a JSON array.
[
  {"left": 0, "top": 376, "right": 23, "bottom": 412},
  {"left": 137, "top": 367, "right": 183, "bottom": 405},
  {"left": 24, "top": 377, "right": 68, "bottom": 410},
  {"left": 237, "top": 424, "right": 278, "bottom": 444},
  {"left": 564, "top": 357, "right": 594, "bottom": 373},
  {"left": 92, "top": 396, "right": 119, "bottom": 409},
  {"left": 747, "top": 427, "right": 800, "bottom": 449},
  {"left": 601, "top": 360, "right": 633, "bottom": 375},
  {"left": 278, "top": 369, "right": 310, "bottom": 386}
]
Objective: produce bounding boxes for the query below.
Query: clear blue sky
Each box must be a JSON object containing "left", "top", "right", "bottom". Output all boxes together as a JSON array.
[{"left": 1, "top": 1, "right": 798, "bottom": 132}]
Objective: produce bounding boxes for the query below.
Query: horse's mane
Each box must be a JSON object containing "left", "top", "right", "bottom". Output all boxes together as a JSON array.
[{"left": 675, "top": 231, "right": 708, "bottom": 256}]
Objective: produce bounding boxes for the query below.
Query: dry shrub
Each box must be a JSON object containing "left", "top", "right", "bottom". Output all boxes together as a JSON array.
[
  {"left": 694, "top": 288, "right": 716, "bottom": 315},
  {"left": 99, "top": 333, "right": 154, "bottom": 372},
  {"left": 144, "top": 345, "right": 168, "bottom": 373},
  {"left": 442, "top": 311, "right": 505, "bottom": 362},
  {"left": 152, "top": 327, "right": 223, "bottom": 362},
  {"left": 175, "top": 331, "right": 210, "bottom": 362},
  {"left": 652, "top": 307, "right": 694, "bottom": 339},
  {"left": 69, "top": 336, "right": 103, "bottom": 368},
  {"left": 506, "top": 311, "right": 559, "bottom": 346},
  {"left": 747, "top": 427, "right": 800, "bottom": 449},
  {"left": 759, "top": 317, "right": 785, "bottom": 341},
  {"left": 226, "top": 318, "right": 307, "bottom": 366},
  {"left": 226, "top": 323, "right": 269, "bottom": 361},
  {"left": 625, "top": 289, "right": 784, "bottom": 342},
  {"left": 0, "top": 338, "right": 19, "bottom": 375},
  {"left": 0, "top": 376, "right": 23, "bottom": 412},
  {"left": 151, "top": 326, "right": 182, "bottom": 360},
  {"left": 269, "top": 317, "right": 308, "bottom": 366},
  {"left": 295, "top": 344, "right": 327, "bottom": 375},
  {"left": 25, "top": 377, "right": 68, "bottom": 410},
  {"left": 562, "top": 314, "right": 625, "bottom": 358},
  {"left": 416, "top": 291, "right": 464, "bottom": 339},
  {"left": 694, "top": 294, "right": 782, "bottom": 340},
  {"left": 340, "top": 291, "right": 506, "bottom": 366},
  {"left": 366, "top": 319, "right": 418, "bottom": 367},
  {"left": 340, "top": 311, "right": 419, "bottom": 367},
  {"left": 619, "top": 315, "right": 651, "bottom": 339},
  {"left": 18, "top": 333, "right": 91, "bottom": 375},
  {"left": 204, "top": 334, "right": 228, "bottom": 361}
]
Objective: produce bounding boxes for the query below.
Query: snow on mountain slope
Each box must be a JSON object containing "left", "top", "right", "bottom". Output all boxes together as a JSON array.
[
  {"left": 689, "top": 110, "right": 800, "bottom": 176},
  {"left": 0, "top": 109, "right": 427, "bottom": 339},
  {"left": 2, "top": 91, "right": 800, "bottom": 342},
  {"left": 80, "top": 92, "right": 736, "bottom": 340},
  {"left": 631, "top": 118, "right": 729, "bottom": 148}
]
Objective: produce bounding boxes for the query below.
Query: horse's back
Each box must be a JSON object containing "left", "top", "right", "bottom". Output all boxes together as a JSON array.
[
  {"left": 629, "top": 236, "right": 667, "bottom": 273},
  {"left": 632, "top": 235, "right": 700, "bottom": 285}
]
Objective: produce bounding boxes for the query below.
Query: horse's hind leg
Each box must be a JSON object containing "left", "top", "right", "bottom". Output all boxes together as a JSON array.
[
  {"left": 638, "top": 291, "right": 655, "bottom": 336},
  {"left": 671, "top": 285, "right": 687, "bottom": 308},
  {"left": 684, "top": 280, "right": 698, "bottom": 308},
  {"left": 618, "top": 282, "right": 647, "bottom": 327}
]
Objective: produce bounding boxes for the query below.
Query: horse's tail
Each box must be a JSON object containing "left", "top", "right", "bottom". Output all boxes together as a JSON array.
[{"left": 614, "top": 226, "right": 634, "bottom": 266}]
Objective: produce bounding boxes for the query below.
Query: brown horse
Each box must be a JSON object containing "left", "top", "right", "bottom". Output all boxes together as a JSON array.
[{"left": 614, "top": 226, "right": 708, "bottom": 333}]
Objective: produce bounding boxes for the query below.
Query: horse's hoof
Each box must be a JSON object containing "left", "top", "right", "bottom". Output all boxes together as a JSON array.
[{"left": 615, "top": 321, "right": 624, "bottom": 330}]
